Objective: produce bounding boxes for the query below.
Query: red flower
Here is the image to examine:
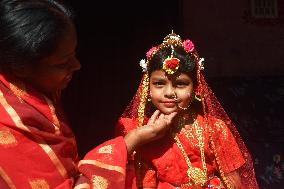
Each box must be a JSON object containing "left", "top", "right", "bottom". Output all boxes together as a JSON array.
[
  {"left": 183, "top": 39, "right": 194, "bottom": 53},
  {"left": 146, "top": 46, "right": 158, "bottom": 59},
  {"left": 165, "top": 58, "right": 179, "bottom": 69},
  {"left": 163, "top": 57, "right": 180, "bottom": 74}
]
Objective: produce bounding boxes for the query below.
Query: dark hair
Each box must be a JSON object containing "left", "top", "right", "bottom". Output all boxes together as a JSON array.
[
  {"left": 0, "top": 0, "right": 74, "bottom": 73},
  {"left": 148, "top": 46, "right": 197, "bottom": 86}
]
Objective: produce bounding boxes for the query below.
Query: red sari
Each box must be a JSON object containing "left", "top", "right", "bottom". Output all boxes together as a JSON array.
[
  {"left": 0, "top": 74, "right": 127, "bottom": 189},
  {"left": 115, "top": 115, "right": 245, "bottom": 189}
]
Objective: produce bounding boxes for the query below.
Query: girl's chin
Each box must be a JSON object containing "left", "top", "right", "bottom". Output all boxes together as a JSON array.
[{"left": 160, "top": 109, "right": 179, "bottom": 115}]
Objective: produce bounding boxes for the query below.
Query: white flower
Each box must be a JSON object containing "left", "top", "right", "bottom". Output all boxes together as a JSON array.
[
  {"left": 198, "top": 58, "right": 205, "bottom": 70},
  {"left": 139, "top": 59, "right": 147, "bottom": 72}
]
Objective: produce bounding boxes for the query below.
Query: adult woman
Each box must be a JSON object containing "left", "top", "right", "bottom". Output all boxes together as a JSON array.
[
  {"left": 0, "top": 1, "right": 175, "bottom": 188},
  {"left": 115, "top": 32, "right": 259, "bottom": 188}
]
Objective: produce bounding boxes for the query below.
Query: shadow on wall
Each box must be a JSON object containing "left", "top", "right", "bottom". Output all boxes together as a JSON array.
[{"left": 208, "top": 76, "right": 284, "bottom": 188}]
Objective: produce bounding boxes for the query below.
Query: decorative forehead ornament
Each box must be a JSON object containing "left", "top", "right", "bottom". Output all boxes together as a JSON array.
[
  {"left": 162, "top": 45, "right": 180, "bottom": 74},
  {"left": 139, "top": 31, "right": 204, "bottom": 74}
]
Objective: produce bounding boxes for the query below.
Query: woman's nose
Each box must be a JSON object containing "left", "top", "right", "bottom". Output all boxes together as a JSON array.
[{"left": 70, "top": 57, "right": 81, "bottom": 71}]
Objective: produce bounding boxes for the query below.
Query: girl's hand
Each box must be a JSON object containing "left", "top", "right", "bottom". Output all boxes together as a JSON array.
[{"left": 124, "top": 110, "right": 177, "bottom": 155}]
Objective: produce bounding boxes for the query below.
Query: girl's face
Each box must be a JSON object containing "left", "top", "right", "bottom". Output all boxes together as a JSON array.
[
  {"left": 25, "top": 24, "right": 81, "bottom": 94},
  {"left": 149, "top": 70, "right": 194, "bottom": 115}
]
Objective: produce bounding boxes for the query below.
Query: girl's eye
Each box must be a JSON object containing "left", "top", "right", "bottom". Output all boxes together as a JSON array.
[
  {"left": 153, "top": 81, "right": 165, "bottom": 86},
  {"left": 175, "top": 82, "right": 188, "bottom": 88}
]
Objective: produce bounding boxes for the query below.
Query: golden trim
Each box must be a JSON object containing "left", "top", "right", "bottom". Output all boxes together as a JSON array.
[
  {"left": 78, "top": 160, "right": 125, "bottom": 176},
  {"left": 9, "top": 81, "right": 27, "bottom": 99},
  {"left": 98, "top": 145, "right": 112, "bottom": 154},
  {"left": 0, "top": 90, "right": 30, "bottom": 132},
  {"left": 74, "top": 183, "right": 91, "bottom": 189},
  {"left": 29, "top": 179, "right": 50, "bottom": 189},
  {"left": 43, "top": 96, "right": 61, "bottom": 135},
  {"left": 92, "top": 175, "right": 108, "bottom": 189},
  {"left": 137, "top": 73, "right": 149, "bottom": 127},
  {"left": 0, "top": 90, "right": 68, "bottom": 179},
  {"left": 38, "top": 143, "right": 68, "bottom": 178},
  {"left": 214, "top": 119, "right": 228, "bottom": 139},
  {"left": 0, "top": 166, "right": 17, "bottom": 189},
  {"left": 0, "top": 129, "right": 17, "bottom": 146}
]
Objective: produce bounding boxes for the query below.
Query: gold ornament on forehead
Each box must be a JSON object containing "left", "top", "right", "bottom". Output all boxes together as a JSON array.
[
  {"left": 139, "top": 31, "right": 205, "bottom": 74},
  {"left": 162, "top": 31, "right": 183, "bottom": 47},
  {"left": 160, "top": 32, "right": 183, "bottom": 75},
  {"left": 162, "top": 46, "right": 180, "bottom": 75}
]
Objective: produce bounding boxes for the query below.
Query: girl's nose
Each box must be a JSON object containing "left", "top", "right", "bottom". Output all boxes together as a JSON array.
[{"left": 165, "top": 85, "right": 176, "bottom": 98}]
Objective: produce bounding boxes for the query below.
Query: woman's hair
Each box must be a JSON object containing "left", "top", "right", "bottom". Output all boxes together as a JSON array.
[
  {"left": 148, "top": 45, "right": 197, "bottom": 86},
  {"left": 0, "top": 0, "right": 74, "bottom": 72}
]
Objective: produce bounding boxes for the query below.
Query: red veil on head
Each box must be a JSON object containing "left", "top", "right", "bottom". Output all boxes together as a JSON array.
[{"left": 119, "top": 33, "right": 259, "bottom": 189}]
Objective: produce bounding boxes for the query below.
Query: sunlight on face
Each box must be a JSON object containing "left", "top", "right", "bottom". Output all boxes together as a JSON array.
[
  {"left": 26, "top": 24, "right": 81, "bottom": 95},
  {"left": 149, "top": 70, "right": 194, "bottom": 115}
]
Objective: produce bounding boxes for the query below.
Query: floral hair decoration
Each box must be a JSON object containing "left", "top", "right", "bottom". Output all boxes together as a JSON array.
[{"left": 139, "top": 32, "right": 205, "bottom": 74}]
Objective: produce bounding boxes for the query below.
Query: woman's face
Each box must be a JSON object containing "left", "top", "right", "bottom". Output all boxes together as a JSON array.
[
  {"left": 25, "top": 24, "right": 81, "bottom": 94},
  {"left": 149, "top": 70, "right": 194, "bottom": 115}
]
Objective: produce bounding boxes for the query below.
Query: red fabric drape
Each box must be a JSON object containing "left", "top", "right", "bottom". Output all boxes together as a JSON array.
[{"left": 0, "top": 74, "right": 128, "bottom": 189}]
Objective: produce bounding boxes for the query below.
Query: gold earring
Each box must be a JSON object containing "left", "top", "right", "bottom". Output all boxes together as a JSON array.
[
  {"left": 148, "top": 91, "right": 152, "bottom": 102},
  {"left": 194, "top": 94, "right": 201, "bottom": 102}
]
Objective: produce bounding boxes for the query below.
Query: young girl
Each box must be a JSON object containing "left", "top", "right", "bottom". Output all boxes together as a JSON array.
[{"left": 115, "top": 32, "right": 259, "bottom": 189}]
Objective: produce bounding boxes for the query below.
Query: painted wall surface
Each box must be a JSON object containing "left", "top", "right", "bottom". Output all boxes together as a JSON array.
[{"left": 181, "top": 0, "right": 284, "bottom": 76}]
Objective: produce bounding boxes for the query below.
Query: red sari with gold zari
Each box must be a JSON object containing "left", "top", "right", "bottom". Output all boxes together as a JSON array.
[
  {"left": 0, "top": 74, "right": 127, "bottom": 189},
  {"left": 115, "top": 115, "right": 245, "bottom": 189}
]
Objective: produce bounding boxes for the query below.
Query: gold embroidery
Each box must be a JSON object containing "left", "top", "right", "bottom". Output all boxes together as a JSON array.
[
  {"left": 0, "top": 90, "right": 68, "bottom": 179},
  {"left": 92, "top": 175, "right": 108, "bottom": 189},
  {"left": 0, "top": 166, "right": 17, "bottom": 189},
  {"left": 78, "top": 160, "right": 125, "bottom": 175},
  {"left": 38, "top": 143, "right": 68, "bottom": 178},
  {"left": 214, "top": 119, "right": 228, "bottom": 139},
  {"left": 0, "top": 90, "right": 30, "bottom": 133},
  {"left": 98, "top": 145, "right": 112, "bottom": 154},
  {"left": 0, "top": 129, "right": 17, "bottom": 146},
  {"left": 173, "top": 117, "right": 208, "bottom": 187},
  {"left": 43, "top": 96, "right": 60, "bottom": 135},
  {"left": 29, "top": 179, "right": 50, "bottom": 189},
  {"left": 9, "top": 81, "right": 27, "bottom": 99},
  {"left": 74, "top": 183, "right": 90, "bottom": 189}
]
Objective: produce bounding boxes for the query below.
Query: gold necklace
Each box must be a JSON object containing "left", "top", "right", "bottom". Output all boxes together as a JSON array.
[{"left": 172, "top": 115, "right": 208, "bottom": 187}]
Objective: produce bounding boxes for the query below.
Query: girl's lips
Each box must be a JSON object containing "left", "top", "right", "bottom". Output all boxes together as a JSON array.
[{"left": 162, "top": 101, "right": 176, "bottom": 107}]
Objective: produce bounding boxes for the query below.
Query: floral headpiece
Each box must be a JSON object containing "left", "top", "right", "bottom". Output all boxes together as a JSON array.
[{"left": 139, "top": 32, "right": 205, "bottom": 74}]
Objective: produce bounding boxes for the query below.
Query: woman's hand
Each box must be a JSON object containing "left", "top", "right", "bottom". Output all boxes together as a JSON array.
[{"left": 124, "top": 110, "right": 177, "bottom": 155}]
